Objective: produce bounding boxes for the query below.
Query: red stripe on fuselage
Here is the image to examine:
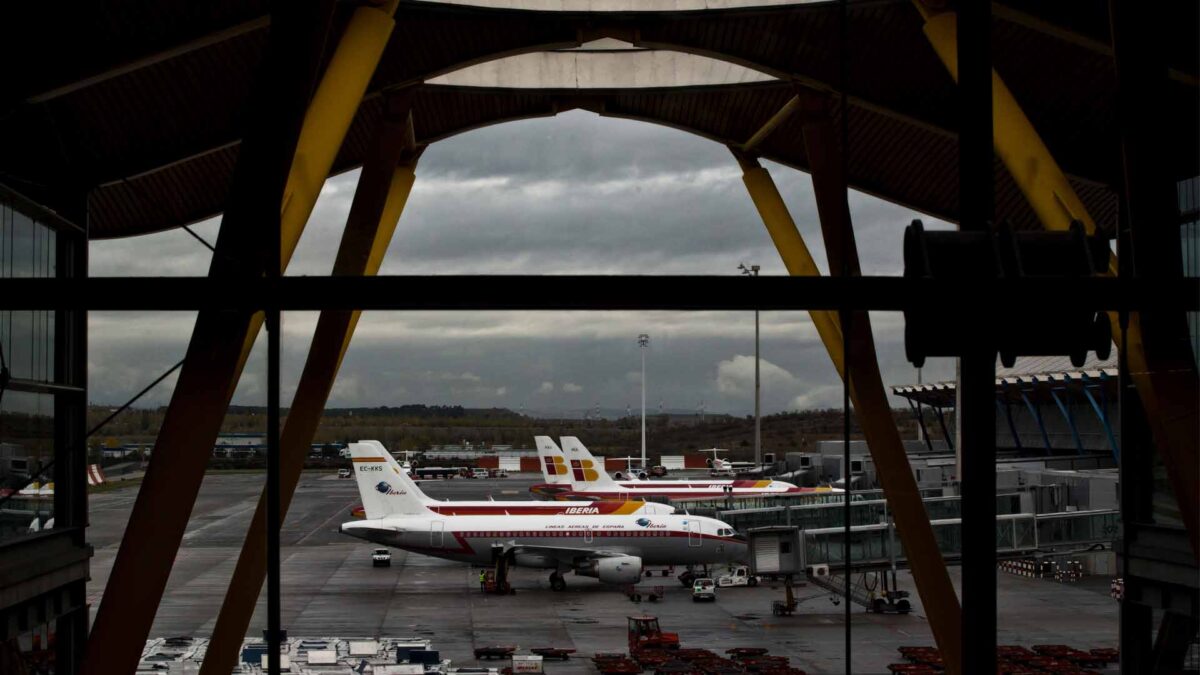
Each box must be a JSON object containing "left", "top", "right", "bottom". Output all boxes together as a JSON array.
[
  {"left": 427, "top": 503, "right": 629, "bottom": 516},
  {"left": 614, "top": 481, "right": 780, "bottom": 489}
]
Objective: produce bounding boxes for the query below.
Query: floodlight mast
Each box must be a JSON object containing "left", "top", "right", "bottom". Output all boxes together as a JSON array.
[
  {"left": 739, "top": 263, "right": 761, "bottom": 466},
  {"left": 638, "top": 333, "right": 649, "bottom": 469}
]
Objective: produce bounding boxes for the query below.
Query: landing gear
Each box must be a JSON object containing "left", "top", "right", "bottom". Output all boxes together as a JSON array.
[
  {"left": 549, "top": 571, "right": 566, "bottom": 592},
  {"left": 678, "top": 570, "right": 695, "bottom": 587}
]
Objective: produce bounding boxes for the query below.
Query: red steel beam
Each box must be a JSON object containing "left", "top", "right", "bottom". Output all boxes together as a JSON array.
[{"left": 795, "top": 86, "right": 964, "bottom": 673}]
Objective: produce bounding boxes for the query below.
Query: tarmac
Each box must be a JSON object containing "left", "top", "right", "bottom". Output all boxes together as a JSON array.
[{"left": 87, "top": 472, "right": 1119, "bottom": 673}]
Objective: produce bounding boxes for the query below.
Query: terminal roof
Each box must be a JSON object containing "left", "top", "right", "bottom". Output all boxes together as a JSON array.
[{"left": 4, "top": 0, "right": 1196, "bottom": 238}]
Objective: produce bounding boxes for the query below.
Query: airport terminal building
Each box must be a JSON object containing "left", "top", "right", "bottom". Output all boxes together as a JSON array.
[{"left": 1, "top": 1, "right": 1197, "bottom": 673}]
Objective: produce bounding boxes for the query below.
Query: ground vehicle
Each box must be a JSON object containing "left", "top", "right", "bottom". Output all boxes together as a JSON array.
[
  {"left": 372, "top": 548, "right": 391, "bottom": 567},
  {"left": 471, "top": 468, "right": 489, "bottom": 479},
  {"left": 337, "top": 468, "right": 351, "bottom": 479},
  {"left": 649, "top": 466, "right": 668, "bottom": 477},
  {"left": 692, "top": 578, "right": 716, "bottom": 602},
  {"left": 716, "top": 565, "right": 760, "bottom": 588},
  {"left": 627, "top": 616, "right": 679, "bottom": 651}
]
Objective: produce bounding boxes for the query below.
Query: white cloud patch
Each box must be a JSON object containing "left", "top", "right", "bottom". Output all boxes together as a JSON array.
[
  {"left": 791, "top": 385, "right": 845, "bottom": 411},
  {"left": 716, "top": 354, "right": 798, "bottom": 396},
  {"left": 537, "top": 381, "right": 555, "bottom": 394}
]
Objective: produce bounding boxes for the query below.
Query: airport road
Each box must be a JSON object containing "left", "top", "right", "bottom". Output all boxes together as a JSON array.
[{"left": 86, "top": 473, "right": 1117, "bottom": 673}]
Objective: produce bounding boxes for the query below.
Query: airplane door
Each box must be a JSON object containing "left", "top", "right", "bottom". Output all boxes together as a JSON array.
[
  {"left": 688, "top": 520, "right": 702, "bottom": 547},
  {"left": 583, "top": 525, "right": 593, "bottom": 544},
  {"left": 431, "top": 520, "right": 444, "bottom": 548}
]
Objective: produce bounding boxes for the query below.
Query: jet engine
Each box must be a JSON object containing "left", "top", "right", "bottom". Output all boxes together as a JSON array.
[{"left": 577, "top": 555, "right": 643, "bottom": 584}]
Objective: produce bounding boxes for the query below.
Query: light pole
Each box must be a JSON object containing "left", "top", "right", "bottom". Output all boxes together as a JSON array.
[
  {"left": 739, "top": 263, "right": 761, "bottom": 467},
  {"left": 638, "top": 334, "right": 649, "bottom": 469}
]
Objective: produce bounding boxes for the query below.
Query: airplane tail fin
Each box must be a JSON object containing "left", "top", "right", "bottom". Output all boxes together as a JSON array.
[
  {"left": 356, "top": 440, "right": 432, "bottom": 502},
  {"left": 534, "top": 436, "right": 571, "bottom": 485},
  {"left": 559, "top": 437, "right": 621, "bottom": 490},
  {"left": 349, "top": 441, "right": 431, "bottom": 518}
]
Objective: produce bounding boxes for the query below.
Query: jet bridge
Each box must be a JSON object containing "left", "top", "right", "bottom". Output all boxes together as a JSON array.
[{"left": 747, "top": 508, "right": 1119, "bottom": 574}]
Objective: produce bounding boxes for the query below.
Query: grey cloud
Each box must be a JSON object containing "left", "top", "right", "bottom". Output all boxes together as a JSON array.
[{"left": 86, "top": 111, "right": 956, "bottom": 414}]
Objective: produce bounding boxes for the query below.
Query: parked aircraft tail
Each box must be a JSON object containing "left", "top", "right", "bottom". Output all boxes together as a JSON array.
[
  {"left": 559, "top": 437, "right": 621, "bottom": 490},
  {"left": 356, "top": 440, "right": 433, "bottom": 502},
  {"left": 534, "top": 436, "right": 571, "bottom": 485},
  {"left": 348, "top": 441, "right": 431, "bottom": 518}
]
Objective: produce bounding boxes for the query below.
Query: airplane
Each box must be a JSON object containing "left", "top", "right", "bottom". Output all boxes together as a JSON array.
[
  {"left": 339, "top": 441, "right": 745, "bottom": 591},
  {"left": 529, "top": 435, "right": 580, "bottom": 499},
  {"left": 700, "top": 449, "right": 766, "bottom": 477},
  {"left": 351, "top": 440, "right": 674, "bottom": 516},
  {"left": 531, "top": 437, "right": 840, "bottom": 501}
]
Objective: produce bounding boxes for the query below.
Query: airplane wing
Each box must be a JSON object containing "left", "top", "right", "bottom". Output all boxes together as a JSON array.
[{"left": 504, "top": 543, "right": 630, "bottom": 566}]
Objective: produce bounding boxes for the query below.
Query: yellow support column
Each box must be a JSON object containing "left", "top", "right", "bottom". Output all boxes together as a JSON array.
[
  {"left": 734, "top": 152, "right": 963, "bottom": 673},
  {"left": 915, "top": 3, "right": 1199, "bottom": 556},
  {"left": 918, "top": 11, "right": 1099, "bottom": 240},
  {"left": 278, "top": 0, "right": 401, "bottom": 267},
  {"left": 735, "top": 156, "right": 845, "bottom": 360}
]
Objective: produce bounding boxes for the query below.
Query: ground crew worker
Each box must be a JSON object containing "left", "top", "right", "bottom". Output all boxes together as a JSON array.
[{"left": 479, "top": 570, "right": 487, "bottom": 593}]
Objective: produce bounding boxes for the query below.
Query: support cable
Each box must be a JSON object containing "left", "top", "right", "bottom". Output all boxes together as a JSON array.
[
  {"left": 182, "top": 225, "right": 217, "bottom": 252},
  {"left": 86, "top": 359, "right": 185, "bottom": 438},
  {"left": 121, "top": 176, "right": 218, "bottom": 255}
]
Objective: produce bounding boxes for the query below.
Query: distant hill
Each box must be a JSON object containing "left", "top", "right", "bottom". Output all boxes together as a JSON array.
[
  {"left": 518, "top": 406, "right": 735, "bottom": 422},
  {"left": 225, "top": 404, "right": 521, "bottom": 420},
  {"left": 87, "top": 404, "right": 946, "bottom": 459}
]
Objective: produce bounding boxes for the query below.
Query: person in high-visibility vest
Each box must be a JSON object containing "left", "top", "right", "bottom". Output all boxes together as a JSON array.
[{"left": 479, "top": 570, "right": 487, "bottom": 593}]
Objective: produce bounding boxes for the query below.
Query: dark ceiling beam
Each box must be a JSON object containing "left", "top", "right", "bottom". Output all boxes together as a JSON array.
[
  {"left": 992, "top": 3, "right": 1197, "bottom": 85},
  {"left": 992, "top": 3, "right": 1114, "bottom": 55},
  {"left": 24, "top": 17, "right": 270, "bottom": 106}
]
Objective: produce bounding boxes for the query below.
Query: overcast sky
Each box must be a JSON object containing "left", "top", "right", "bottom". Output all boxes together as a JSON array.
[{"left": 88, "top": 111, "right": 955, "bottom": 416}]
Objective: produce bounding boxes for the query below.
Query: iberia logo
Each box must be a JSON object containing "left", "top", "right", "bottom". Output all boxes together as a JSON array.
[
  {"left": 569, "top": 459, "right": 600, "bottom": 482},
  {"left": 543, "top": 455, "right": 568, "bottom": 476},
  {"left": 375, "top": 481, "right": 403, "bottom": 496}
]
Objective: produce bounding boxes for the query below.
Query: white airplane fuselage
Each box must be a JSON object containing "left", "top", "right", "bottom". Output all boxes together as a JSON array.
[
  {"left": 531, "top": 479, "right": 836, "bottom": 501},
  {"left": 341, "top": 513, "right": 746, "bottom": 568}
]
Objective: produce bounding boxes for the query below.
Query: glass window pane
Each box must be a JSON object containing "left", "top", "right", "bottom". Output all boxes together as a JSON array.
[{"left": 0, "top": 390, "right": 55, "bottom": 546}]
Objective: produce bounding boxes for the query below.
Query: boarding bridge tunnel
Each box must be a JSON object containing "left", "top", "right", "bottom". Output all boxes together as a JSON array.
[{"left": 742, "top": 504, "right": 1119, "bottom": 574}]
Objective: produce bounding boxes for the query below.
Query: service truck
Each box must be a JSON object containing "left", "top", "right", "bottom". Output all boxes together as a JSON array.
[{"left": 716, "top": 565, "right": 760, "bottom": 588}]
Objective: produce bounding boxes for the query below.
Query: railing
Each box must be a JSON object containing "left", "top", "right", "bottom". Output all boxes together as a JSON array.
[
  {"left": 717, "top": 492, "right": 1024, "bottom": 532},
  {"left": 797, "top": 509, "right": 1119, "bottom": 568}
]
